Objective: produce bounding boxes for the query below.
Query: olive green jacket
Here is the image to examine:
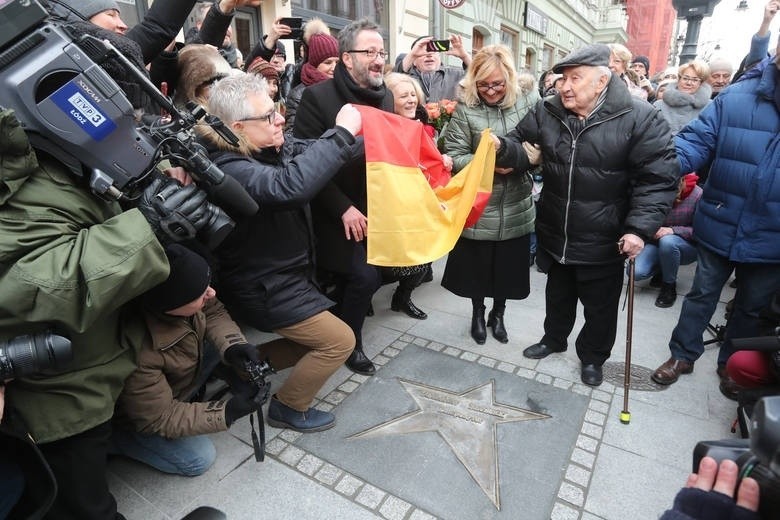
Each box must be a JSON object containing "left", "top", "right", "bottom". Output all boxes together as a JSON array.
[
  {"left": 442, "top": 90, "right": 539, "bottom": 241},
  {"left": 0, "top": 109, "right": 168, "bottom": 443}
]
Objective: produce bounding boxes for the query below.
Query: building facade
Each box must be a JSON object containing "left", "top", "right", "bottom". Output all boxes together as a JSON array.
[
  {"left": 113, "top": 1, "right": 631, "bottom": 77},
  {"left": 625, "top": 0, "right": 677, "bottom": 76}
]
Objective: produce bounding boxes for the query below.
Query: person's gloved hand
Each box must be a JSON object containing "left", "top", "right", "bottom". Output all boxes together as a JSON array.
[
  {"left": 223, "top": 343, "right": 261, "bottom": 370},
  {"left": 225, "top": 393, "right": 257, "bottom": 426},
  {"left": 137, "top": 177, "right": 210, "bottom": 244}
]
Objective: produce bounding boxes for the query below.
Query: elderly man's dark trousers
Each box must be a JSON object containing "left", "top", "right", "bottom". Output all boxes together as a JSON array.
[{"left": 540, "top": 260, "right": 624, "bottom": 366}]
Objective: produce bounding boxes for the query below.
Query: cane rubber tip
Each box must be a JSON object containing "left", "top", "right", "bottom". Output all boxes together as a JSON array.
[{"left": 620, "top": 411, "right": 631, "bottom": 424}]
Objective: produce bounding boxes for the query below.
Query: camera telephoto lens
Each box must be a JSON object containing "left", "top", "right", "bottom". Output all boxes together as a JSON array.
[{"left": 0, "top": 332, "right": 72, "bottom": 379}]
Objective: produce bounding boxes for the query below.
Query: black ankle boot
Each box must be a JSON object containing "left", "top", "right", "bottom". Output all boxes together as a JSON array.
[
  {"left": 471, "top": 304, "right": 486, "bottom": 344},
  {"left": 391, "top": 289, "right": 427, "bottom": 319},
  {"left": 487, "top": 308, "right": 508, "bottom": 343},
  {"left": 345, "top": 346, "right": 376, "bottom": 375}
]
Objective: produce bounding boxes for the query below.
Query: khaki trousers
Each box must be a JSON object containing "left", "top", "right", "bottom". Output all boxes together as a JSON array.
[{"left": 256, "top": 311, "right": 354, "bottom": 411}]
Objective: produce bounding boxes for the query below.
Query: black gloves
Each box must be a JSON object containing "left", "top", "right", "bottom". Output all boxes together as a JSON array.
[
  {"left": 223, "top": 343, "right": 261, "bottom": 370},
  {"left": 225, "top": 393, "right": 258, "bottom": 426},
  {"left": 138, "top": 177, "right": 211, "bottom": 244}
]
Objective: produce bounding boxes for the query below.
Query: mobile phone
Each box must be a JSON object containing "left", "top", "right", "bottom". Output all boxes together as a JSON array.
[
  {"left": 279, "top": 17, "right": 303, "bottom": 40},
  {"left": 425, "top": 39, "right": 450, "bottom": 52}
]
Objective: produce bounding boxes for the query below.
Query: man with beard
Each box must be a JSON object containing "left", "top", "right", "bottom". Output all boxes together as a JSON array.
[
  {"left": 293, "top": 18, "right": 395, "bottom": 376},
  {"left": 395, "top": 35, "right": 471, "bottom": 102}
]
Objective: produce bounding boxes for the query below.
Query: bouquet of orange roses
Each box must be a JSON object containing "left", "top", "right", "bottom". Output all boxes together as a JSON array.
[{"left": 425, "top": 98, "right": 457, "bottom": 134}]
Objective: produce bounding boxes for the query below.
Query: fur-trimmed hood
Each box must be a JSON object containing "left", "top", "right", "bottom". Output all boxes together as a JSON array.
[
  {"left": 660, "top": 81, "right": 712, "bottom": 109},
  {"left": 196, "top": 121, "right": 263, "bottom": 158}
]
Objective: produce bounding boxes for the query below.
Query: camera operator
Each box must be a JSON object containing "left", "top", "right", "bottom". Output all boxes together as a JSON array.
[
  {"left": 112, "top": 244, "right": 288, "bottom": 476},
  {"left": 0, "top": 5, "right": 225, "bottom": 513},
  {"left": 661, "top": 456, "right": 760, "bottom": 520}
]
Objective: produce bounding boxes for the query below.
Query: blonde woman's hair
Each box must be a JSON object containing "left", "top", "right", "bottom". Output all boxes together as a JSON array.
[
  {"left": 384, "top": 72, "right": 426, "bottom": 105},
  {"left": 461, "top": 44, "right": 518, "bottom": 109},
  {"left": 678, "top": 60, "right": 710, "bottom": 81},
  {"left": 608, "top": 43, "right": 632, "bottom": 67}
]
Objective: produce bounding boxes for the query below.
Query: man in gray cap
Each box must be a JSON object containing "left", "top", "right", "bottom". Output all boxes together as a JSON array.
[{"left": 493, "top": 43, "right": 678, "bottom": 386}]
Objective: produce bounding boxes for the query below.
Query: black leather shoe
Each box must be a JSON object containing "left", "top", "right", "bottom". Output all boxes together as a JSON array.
[
  {"left": 391, "top": 291, "right": 427, "bottom": 319},
  {"left": 581, "top": 364, "right": 603, "bottom": 386},
  {"left": 486, "top": 310, "right": 508, "bottom": 343},
  {"left": 345, "top": 348, "right": 376, "bottom": 375},
  {"left": 523, "top": 342, "right": 565, "bottom": 359}
]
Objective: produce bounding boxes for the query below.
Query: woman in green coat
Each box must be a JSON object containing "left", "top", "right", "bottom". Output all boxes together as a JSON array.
[{"left": 441, "top": 45, "right": 540, "bottom": 345}]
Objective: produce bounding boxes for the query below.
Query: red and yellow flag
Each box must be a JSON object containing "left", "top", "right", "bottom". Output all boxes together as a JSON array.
[{"left": 356, "top": 106, "right": 494, "bottom": 267}]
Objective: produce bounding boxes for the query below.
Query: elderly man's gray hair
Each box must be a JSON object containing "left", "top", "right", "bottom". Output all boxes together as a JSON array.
[{"left": 207, "top": 73, "right": 269, "bottom": 124}]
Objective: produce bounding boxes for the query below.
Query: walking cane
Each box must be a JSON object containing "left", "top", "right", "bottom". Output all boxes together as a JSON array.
[{"left": 620, "top": 257, "right": 635, "bottom": 425}]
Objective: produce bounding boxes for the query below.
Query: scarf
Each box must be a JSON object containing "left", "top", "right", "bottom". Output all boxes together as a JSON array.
[
  {"left": 301, "top": 62, "right": 331, "bottom": 86},
  {"left": 332, "top": 61, "right": 393, "bottom": 110}
]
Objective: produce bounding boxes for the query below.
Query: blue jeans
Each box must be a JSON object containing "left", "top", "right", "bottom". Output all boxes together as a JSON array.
[
  {"left": 631, "top": 234, "right": 697, "bottom": 283},
  {"left": 0, "top": 458, "right": 24, "bottom": 518},
  {"left": 110, "top": 429, "right": 216, "bottom": 476},
  {"left": 668, "top": 245, "right": 780, "bottom": 366}
]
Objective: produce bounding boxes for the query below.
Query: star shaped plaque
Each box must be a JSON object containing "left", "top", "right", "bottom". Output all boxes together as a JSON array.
[{"left": 350, "top": 379, "right": 550, "bottom": 509}]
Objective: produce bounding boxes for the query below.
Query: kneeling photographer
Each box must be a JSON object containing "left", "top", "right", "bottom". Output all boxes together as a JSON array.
[{"left": 111, "top": 244, "right": 275, "bottom": 476}]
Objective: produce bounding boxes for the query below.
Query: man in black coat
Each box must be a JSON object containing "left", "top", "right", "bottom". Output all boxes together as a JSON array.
[
  {"left": 292, "top": 18, "right": 395, "bottom": 376},
  {"left": 494, "top": 43, "right": 678, "bottom": 386}
]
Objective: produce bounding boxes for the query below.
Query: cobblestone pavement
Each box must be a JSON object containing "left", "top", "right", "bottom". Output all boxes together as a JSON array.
[{"left": 110, "top": 260, "right": 738, "bottom": 519}]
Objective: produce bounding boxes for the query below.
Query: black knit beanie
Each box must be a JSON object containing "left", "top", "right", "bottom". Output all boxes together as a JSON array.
[{"left": 143, "top": 244, "right": 211, "bottom": 313}]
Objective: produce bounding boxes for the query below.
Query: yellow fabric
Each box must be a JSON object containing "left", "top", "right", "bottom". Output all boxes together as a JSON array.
[{"left": 367, "top": 129, "right": 495, "bottom": 266}]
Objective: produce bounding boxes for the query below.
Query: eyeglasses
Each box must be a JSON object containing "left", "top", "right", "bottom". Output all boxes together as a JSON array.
[
  {"left": 476, "top": 81, "right": 506, "bottom": 93},
  {"left": 239, "top": 108, "right": 278, "bottom": 125},
  {"left": 679, "top": 75, "right": 702, "bottom": 84},
  {"left": 347, "top": 49, "right": 388, "bottom": 61}
]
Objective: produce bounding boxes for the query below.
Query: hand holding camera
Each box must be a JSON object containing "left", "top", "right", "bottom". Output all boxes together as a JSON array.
[{"left": 137, "top": 177, "right": 211, "bottom": 245}]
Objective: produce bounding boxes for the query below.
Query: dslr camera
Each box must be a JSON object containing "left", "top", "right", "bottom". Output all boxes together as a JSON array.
[
  {"left": 694, "top": 396, "right": 780, "bottom": 518},
  {"left": 0, "top": 0, "right": 259, "bottom": 248}
]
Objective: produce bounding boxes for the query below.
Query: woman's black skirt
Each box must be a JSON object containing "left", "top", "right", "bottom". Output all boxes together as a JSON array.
[{"left": 441, "top": 235, "right": 530, "bottom": 300}]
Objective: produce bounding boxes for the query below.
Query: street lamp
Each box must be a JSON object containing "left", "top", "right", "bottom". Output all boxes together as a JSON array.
[{"left": 672, "top": 0, "right": 722, "bottom": 64}]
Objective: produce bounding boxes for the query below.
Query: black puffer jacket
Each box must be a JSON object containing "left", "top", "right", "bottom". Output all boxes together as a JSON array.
[
  {"left": 497, "top": 73, "right": 679, "bottom": 265},
  {"left": 201, "top": 125, "right": 361, "bottom": 330}
]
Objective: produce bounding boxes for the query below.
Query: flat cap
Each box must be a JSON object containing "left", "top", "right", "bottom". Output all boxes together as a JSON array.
[{"left": 553, "top": 43, "right": 610, "bottom": 73}]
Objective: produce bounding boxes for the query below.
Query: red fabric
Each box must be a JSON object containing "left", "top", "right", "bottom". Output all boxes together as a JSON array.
[
  {"left": 356, "top": 106, "right": 450, "bottom": 189},
  {"left": 680, "top": 172, "right": 699, "bottom": 200}
]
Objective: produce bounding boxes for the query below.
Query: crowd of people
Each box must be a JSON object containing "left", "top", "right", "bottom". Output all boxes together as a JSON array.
[{"left": 1, "top": 0, "right": 779, "bottom": 519}]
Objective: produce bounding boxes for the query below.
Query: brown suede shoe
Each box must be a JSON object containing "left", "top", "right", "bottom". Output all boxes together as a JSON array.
[{"left": 651, "top": 358, "right": 694, "bottom": 385}]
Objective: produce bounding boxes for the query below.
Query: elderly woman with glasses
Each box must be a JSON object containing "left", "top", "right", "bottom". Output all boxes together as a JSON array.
[
  {"left": 440, "top": 45, "right": 540, "bottom": 345},
  {"left": 197, "top": 73, "right": 366, "bottom": 433},
  {"left": 653, "top": 60, "right": 711, "bottom": 135}
]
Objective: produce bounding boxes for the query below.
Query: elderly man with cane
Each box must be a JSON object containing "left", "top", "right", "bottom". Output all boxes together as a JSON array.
[{"left": 492, "top": 43, "right": 678, "bottom": 386}]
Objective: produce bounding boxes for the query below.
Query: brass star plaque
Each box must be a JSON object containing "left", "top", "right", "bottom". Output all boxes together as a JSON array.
[{"left": 350, "top": 378, "right": 551, "bottom": 509}]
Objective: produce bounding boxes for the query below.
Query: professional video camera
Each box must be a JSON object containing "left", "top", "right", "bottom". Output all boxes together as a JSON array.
[
  {"left": 244, "top": 358, "right": 275, "bottom": 462},
  {"left": 693, "top": 396, "right": 780, "bottom": 519},
  {"left": 0, "top": 332, "right": 72, "bottom": 380},
  {"left": 0, "top": 0, "right": 258, "bottom": 248}
]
